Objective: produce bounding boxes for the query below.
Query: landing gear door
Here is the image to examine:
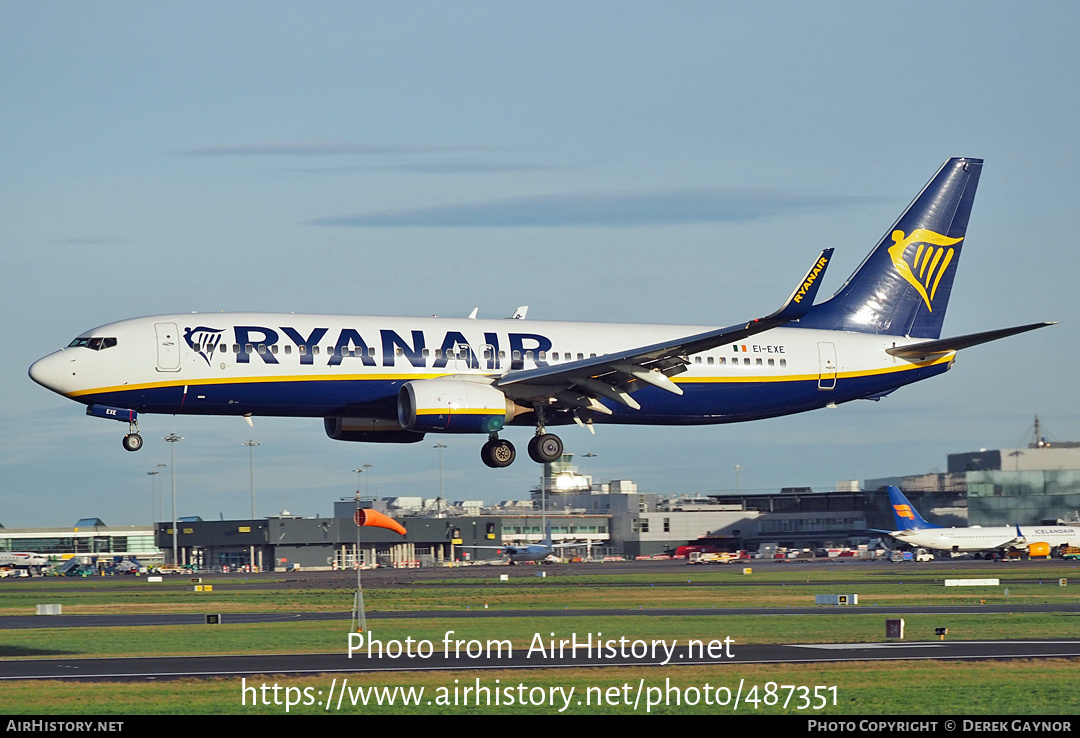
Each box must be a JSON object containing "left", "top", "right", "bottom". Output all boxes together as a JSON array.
[
  {"left": 155, "top": 322, "right": 181, "bottom": 372},
  {"left": 817, "top": 342, "right": 836, "bottom": 390}
]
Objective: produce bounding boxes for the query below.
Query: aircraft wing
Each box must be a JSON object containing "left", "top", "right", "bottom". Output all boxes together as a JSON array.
[{"left": 495, "top": 249, "right": 834, "bottom": 412}]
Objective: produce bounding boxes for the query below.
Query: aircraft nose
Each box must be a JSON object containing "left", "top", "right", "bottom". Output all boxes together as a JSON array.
[{"left": 28, "top": 351, "right": 70, "bottom": 394}]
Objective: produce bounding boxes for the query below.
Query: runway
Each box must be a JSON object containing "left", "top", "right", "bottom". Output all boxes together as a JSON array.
[
  {"left": 2, "top": 638, "right": 1079, "bottom": 681},
  {"left": 1, "top": 601, "right": 1078, "bottom": 630}
]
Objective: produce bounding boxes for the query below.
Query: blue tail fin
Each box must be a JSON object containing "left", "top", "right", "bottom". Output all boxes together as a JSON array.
[
  {"left": 797, "top": 158, "right": 982, "bottom": 339},
  {"left": 887, "top": 486, "right": 939, "bottom": 531}
]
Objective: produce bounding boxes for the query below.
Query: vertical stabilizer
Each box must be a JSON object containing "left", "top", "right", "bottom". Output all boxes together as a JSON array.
[
  {"left": 887, "top": 486, "right": 939, "bottom": 531},
  {"left": 798, "top": 158, "right": 982, "bottom": 339}
]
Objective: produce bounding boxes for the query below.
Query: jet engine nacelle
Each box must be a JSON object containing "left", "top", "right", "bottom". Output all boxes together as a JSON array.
[
  {"left": 398, "top": 379, "right": 527, "bottom": 433},
  {"left": 1028, "top": 541, "right": 1051, "bottom": 558},
  {"left": 323, "top": 417, "right": 425, "bottom": 444}
]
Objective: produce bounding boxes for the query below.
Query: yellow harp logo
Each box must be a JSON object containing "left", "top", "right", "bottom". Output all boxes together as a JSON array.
[{"left": 887, "top": 229, "right": 963, "bottom": 311}]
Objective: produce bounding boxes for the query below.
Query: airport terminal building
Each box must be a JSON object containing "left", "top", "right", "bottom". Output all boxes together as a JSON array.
[{"left": 8, "top": 429, "right": 1080, "bottom": 571}]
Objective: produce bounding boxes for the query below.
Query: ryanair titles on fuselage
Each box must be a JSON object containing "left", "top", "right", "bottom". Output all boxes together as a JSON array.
[{"left": 184, "top": 324, "right": 554, "bottom": 372}]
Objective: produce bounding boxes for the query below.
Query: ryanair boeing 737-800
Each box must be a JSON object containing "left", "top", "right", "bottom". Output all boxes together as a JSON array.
[{"left": 28, "top": 158, "right": 1052, "bottom": 467}]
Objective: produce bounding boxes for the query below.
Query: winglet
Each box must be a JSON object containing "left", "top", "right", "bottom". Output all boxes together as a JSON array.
[{"left": 756, "top": 248, "right": 834, "bottom": 325}]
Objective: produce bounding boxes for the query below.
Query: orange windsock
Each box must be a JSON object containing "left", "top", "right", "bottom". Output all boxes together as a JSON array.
[{"left": 354, "top": 508, "right": 406, "bottom": 536}]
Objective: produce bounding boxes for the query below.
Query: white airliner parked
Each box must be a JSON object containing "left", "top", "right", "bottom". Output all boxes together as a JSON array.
[
  {"left": 460, "top": 521, "right": 578, "bottom": 564},
  {"left": 29, "top": 158, "right": 1052, "bottom": 467},
  {"left": 0, "top": 552, "right": 49, "bottom": 574},
  {"left": 882, "top": 486, "right": 1077, "bottom": 556}
]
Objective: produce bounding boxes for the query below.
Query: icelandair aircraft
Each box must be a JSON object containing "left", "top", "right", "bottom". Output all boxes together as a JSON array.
[
  {"left": 29, "top": 158, "right": 1053, "bottom": 468},
  {"left": 882, "top": 486, "right": 1077, "bottom": 557}
]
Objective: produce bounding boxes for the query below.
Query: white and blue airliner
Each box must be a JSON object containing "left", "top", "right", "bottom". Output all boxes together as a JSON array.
[{"left": 29, "top": 158, "right": 1052, "bottom": 467}]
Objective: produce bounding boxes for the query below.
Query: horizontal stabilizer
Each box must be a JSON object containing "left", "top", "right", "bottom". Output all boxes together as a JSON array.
[{"left": 886, "top": 322, "right": 1056, "bottom": 360}]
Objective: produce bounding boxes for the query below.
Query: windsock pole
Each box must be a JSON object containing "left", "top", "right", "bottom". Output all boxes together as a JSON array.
[{"left": 351, "top": 492, "right": 367, "bottom": 634}]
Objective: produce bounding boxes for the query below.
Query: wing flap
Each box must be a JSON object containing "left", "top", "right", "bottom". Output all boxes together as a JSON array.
[{"left": 496, "top": 249, "right": 834, "bottom": 409}]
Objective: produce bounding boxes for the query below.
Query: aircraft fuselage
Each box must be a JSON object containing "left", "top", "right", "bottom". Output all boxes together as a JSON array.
[{"left": 29, "top": 313, "right": 952, "bottom": 426}]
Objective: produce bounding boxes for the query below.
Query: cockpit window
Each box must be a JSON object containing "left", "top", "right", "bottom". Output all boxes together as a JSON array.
[{"left": 68, "top": 337, "right": 117, "bottom": 350}]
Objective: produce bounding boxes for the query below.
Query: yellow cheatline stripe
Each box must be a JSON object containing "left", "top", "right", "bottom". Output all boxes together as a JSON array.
[{"left": 66, "top": 372, "right": 457, "bottom": 398}]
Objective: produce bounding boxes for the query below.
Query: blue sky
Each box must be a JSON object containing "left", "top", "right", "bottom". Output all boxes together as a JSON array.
[{"left": 2, "top": 2, "right": 1077, "bottom": 527}]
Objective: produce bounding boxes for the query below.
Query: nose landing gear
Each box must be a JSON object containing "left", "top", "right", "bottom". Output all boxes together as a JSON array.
[
  {"left": 122, "top": 430, "right": 143, "bottom": 452},
  {"left": 86, "top": 404, "right": 143, "bottom": 452}
]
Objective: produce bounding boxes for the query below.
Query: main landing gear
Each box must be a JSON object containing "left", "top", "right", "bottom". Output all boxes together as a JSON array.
[
  {"left": 479, "top": 408, "right": 565, "bottom": 468},
  {"left": 481, "top": 435, "right": 516, "bottom": 468},
  {"left": 527, "top": 432, "right": 563, "bottom": 464}
]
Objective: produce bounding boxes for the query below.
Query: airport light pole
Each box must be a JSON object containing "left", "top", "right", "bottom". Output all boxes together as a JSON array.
[
  {"left": 582, "top": 451, "right": 597, "bottom": 489},
  {"left": 163, "top": 434, "right": 183, "bottom": 566},
  {"left": 243, "top": 440, "right": 260, "bottom": 571},
  {"left": 243, "top": 440, "right": 260, "bottom": 517},
  {"left": 353, "top": 463, "right": 373, "bottom": 496},
  {"left": 434, "top": 443, "right": 446, "bottom": 498},
  {"left": 154, "top": 463, "right": 166, "bottom": 521},
  {"left": 147, "top": 469, "right": 159, "bottom": 526}
]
